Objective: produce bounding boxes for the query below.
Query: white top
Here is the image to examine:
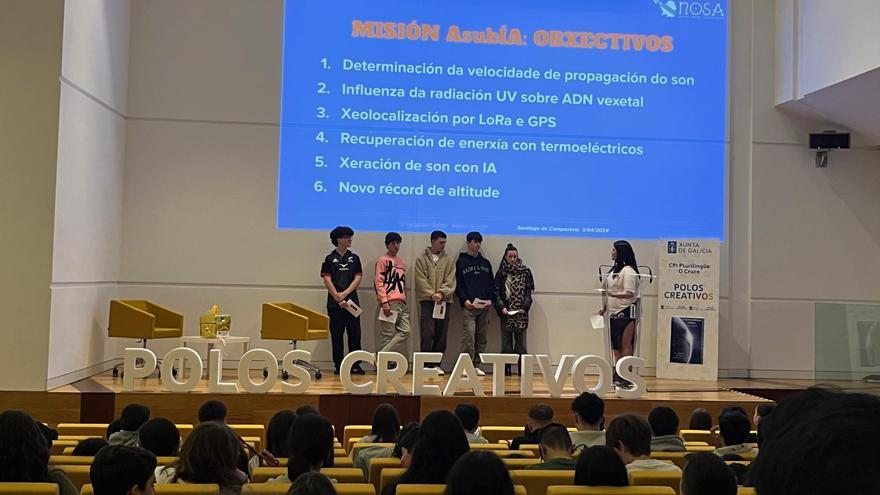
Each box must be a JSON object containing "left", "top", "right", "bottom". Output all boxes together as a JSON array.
[
  {"left": 626, "top": 458, "right": 682, "bottom": 473},
  {"left": 603, "top": 266, "right": 639, "bottom": 316}
]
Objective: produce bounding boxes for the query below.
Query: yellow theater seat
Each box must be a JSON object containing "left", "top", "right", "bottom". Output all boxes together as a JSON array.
[
  {"left": 242, "top": 483, "right": 377, "bottom": 495},
  {"left": 261, "top": 302, "right": 330, "bottom": 378},
  {"left": 177, "top": 424, "right": 194, "bottom": 440},
  {"left": 379, "top": 467, "right": 407, "bottom": 493},
  {"left": 547, "top": 487, "right": 675, "bottom": 495},
  {"left": 503, "top": 458, "right": 541, "bottom": 469},
  {"left": 49, "top": 455, "right": 93, "bottom": 466},
  {"left": 369, "top": 458, "right": 401, "bottom": 490},
  {"left": 517, "top": 444, "right": 542, "bottom": 455},
  {"left": 494, "top": 450, "right": 536, "bottom": 458},
  {"left": 344, "top": 426, "right": 373, "bottom": 449},
  {"left": 57, "top": 466, "right": 90, "bottom": 490},
  {"left": 108, "top": 300, "right": 183, "bottom": 376},
  {"left": 51, "top": 440, "right": 79, "bottom": 455},
  {"left": 335, "top": 448, "right": 349, "bottom": 458},
  {"left": 396, "top": 485, "right": 528, "bottom": 495},
  {"left": 333, "top": 457, "right": 355, "bottom": 468},
  {"left": 468, "top": 443, "right": 510, "bottom": 451},
  {"left": 229, "top": 425, "right": 266, "bottom": 445},
  {"left": 629, "top": 471, "right": 682, "bottom": 495},
  {"left": 679, "top": 430, "right": 715, "bottom": 444},
  {"left": 481, "top": 426, "right": 525, "bottom": 443},
  {"left": 251, "top": 467, "right": 364, "bottom": 484},
  {"left": 0, "top": 483, "right": 59, "bottom": 494},
  {"left": 81, "top": 485, "right": 220, "bottom": 495},
  {"left": 57, "top": 424, "right": 109, "bottom": 438},
  {"left": 510, "top": 470, "right": 575, "bottom": 495},
  {"left": 737, "top": 489, "right": 756, "bottom": 495}
]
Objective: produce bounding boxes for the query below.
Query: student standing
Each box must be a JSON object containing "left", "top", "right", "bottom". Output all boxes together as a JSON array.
[
  {"left": 321, "top": 226, "right": 365, "bottom": 375},
  {"left": 494, "top": 243, "right": 534, "bottom": 375},
  {"left": 455, "top": 231, "right": 494, "bottom": 376},
  {"left": 375, "top": 232, "right": 411, "bottom": 356},
  {"left": 413, "top": 230, "right": 456, "bottom": 373}
]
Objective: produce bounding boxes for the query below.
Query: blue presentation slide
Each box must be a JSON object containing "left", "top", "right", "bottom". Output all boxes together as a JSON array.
[{"left": 278, "top": 0, "right": 728, "bottom": 238}]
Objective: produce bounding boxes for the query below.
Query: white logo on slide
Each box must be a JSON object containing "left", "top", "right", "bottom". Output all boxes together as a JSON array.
[{"left": 653, "top": 0, "right": 677, "bottom": 17}]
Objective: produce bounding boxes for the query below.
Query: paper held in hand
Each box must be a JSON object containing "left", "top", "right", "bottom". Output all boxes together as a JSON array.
[
  {"left": 506, "top": 309, "right": 522, "bottom": 316},
  {"left": 590, "top": 314, "right": 605, "bottom": 330},
  {"left": 433, "top": 301, "right": 447, "bottom": 319},
  {"left": 343, "top": 300, "right": 363, "bottom": 317},
  {"left": 472, "top": 298, "right": 491, "bottom": 309},
  {"left": 378, "top": 309, "right": 399, "bottom": 323}
]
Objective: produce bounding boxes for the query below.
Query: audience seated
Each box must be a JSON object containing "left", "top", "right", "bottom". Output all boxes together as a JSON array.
[
  {"left": 382, "top": 409, "right": 469, "bottom": 495},
  {"left": 0, "top": 410, "right": 78, "bottom": 495},
  {"left": 569, "top": 392, "right": 606, "bottom": 450},
  {"left": 687, "top": 408, "right": 713, "bottom": 430},
  {"left": 510, "top": 404, "right": 554, "bottom": 450},
  {"left": 288, "top": 472, "right": 337, "bottom": 495},
  {"left": 680, "top": 452, "right": 737, "bottom": 495},
  {"left": 272, "top": 413, "right": 334, "bottom": 484},
  {"left": 445, "top": 451, "right": 514, "bottom": 495},
  {"left": 455, "top": 403, "right": 489, "bottom": 444},
  {"left": 393, "top": 422, "right": 421, "bottom": 469},
  {"left": 527, "top": 424, "right": 575, "bottom": 470},
  {"left": 90, "top": 445, "right": 157, "bottom": 495},
  {"left": 355, "top": 403, "right": 400, "bottom": 475},
  {"left": 72, "top": 437, "right": 109, "bottom": 456},
  {"left": 713, "top": 412, "right": 756, "bottom": 457},
  {"left": 750, "top": 387, "right": 880, "bottom": 495},
  {"left": 138, "top": 418, "right": 180, "bottom": 457},
  {"left": 249, "top": 409, "right": 297, "bottom": 474},
  {"left": 107, "top": 419, "right": 123, "bottom": 438},
  {"left": 198, "top": 400, "right": 228, "bottom": 424},
  {"left": 606, "top": 413, "right": 681, "bottom": 474},
  {"left": 109, "top": 404, "right": 151, "bottom": 447},
  {"left": 648, "top": 407, "right": 686, "bottom": 452},
  {"left": 156, "top": 421, "right": 247, "bottom": 494},
  {"left": 574, "top": 445, "right": 628, "bottom": 487},
  {"left": 296, "top": 405, "right": 321, "bottom": 417}
]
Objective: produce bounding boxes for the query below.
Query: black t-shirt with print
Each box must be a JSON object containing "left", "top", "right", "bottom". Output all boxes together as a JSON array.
[{"left": 320, "top": 249, "right": 363, "bottom": 309}]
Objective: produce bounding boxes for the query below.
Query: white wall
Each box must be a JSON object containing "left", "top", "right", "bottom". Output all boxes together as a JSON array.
[
  {"left": 0, "top": 0, "right": 64, "bottom": 391},
  {"left": 47, "top": 0, "right": 131, "bottom": 387}
]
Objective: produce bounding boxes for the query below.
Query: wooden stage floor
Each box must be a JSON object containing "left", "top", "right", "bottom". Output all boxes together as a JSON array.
[{"left": 3, "top": 370, "right": 870, "bottom": 431}]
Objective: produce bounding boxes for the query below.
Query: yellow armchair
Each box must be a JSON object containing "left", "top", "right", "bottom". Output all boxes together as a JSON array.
[
  {"left": 108, "top": 299, "right": 183, "bottom": 377},
  {"left": 261, "top": 302, "right": 329, "bottom": 379}
]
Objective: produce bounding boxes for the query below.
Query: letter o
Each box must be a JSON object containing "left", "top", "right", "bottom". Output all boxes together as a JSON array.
[
  {"left": 237, "top": 349, "right": 278, "bottom": 393},
  {"left": 161, "top": 347, "right": 202, "bottom": 393}
]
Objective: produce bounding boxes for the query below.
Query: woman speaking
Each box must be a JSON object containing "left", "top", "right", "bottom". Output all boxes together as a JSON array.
[{"left": 597, "top": 240, "right": 640, "bottom": 387}]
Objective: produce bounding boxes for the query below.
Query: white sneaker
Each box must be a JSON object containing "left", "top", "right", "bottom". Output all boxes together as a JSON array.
[
  {"left": 435, "top": 366, "right": 445, "bottom": 376},
  {"left": 475, "top": 368, "right": 486, "bottom": 376}
]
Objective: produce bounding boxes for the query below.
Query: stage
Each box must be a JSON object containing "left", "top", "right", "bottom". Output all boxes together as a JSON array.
[{"left": 5, "top": 370, "right": 874, "bottom": 432}]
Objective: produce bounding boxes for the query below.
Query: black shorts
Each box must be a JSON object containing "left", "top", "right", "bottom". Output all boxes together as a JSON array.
[{"left": 609, "top": 306, "right": 636, "bottom": 351}]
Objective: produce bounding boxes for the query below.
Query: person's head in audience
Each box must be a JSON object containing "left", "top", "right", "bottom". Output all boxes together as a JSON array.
[
  {"left": 91, "top": 445, "right": 157, "bottom": 495},
  {"left": 527, "top": 404, "right": 554, "bottom": 433},
  {"left": 371, "top": 403, "right": 401, "bottom": 443},
  {"left": 688, "top": 408, "right": 713, "bottom": 430},
  {"left": 107, "top": 419, "right": 123, "bottom": 438},
  {"left": 288, "top": 472, "right": 337, "bottom": 495},
  {"left": 648, "top": 406, "right": 680, "bottom": 437},
  {"left": 445, "top": 451, "right": 514, "bottom": 495},
  {"left": 120, "top": 404, "right": 151, "bottom": 432},
  {"left": 0, "top": 410, "right": 50, "bottom": 482},
  {"left": 571, "top": 392, "right": 605, "bottom": 431},
  {"left": 266, "top": 410, "right": 298, "bottom": 457},
  {"left": 287, "top": 414, "right": 334, "bottom": 481},
  {"left": 753, "top": 403, "right": 775, "bottom": 427},
  {"left": 574, "top": 445, "right": 629, "bottom": 487},
  {"left": 37, "top": 422, "right": 58, "bottom": 450},
  {"left": 538, "top": 424, "right": 573, "bottom": 461},
  {"left": 605, "top": 413, "right": 653, "bottom": 464},
  {"left": 720, "top": 406, "right": 748, "bottom": 417},
  {"left": 296, "top": 405, "right": 321, "bottom": 417},
  {"left": 400, "top": 409, "right": 469, "bottom": 484},
  {"left": 680, "top": 452, "right": 736, "bottom": 495},
  {"left": 718, "top": 412, "right": 751, "bottom": 447},
  {"left": 454, "top": 403, "right": 481, "bottom": 434},
  {"left": 197, "top": 400, "right": 227, "bottom": 424},
  {"left": 751, "top": 387, "right": 880, "bottom": 495},
  {"left": 393, "top": 423, "right": 421, "bottom": 468},
  {"left": 72, "top": 438, "right": 109, "bottom": 456},
  {"left": 168, "top": 421, "right": 244, "bottom": 488},
  {"left": 138, "top": 418, "right": 180, "bottom": 457}
]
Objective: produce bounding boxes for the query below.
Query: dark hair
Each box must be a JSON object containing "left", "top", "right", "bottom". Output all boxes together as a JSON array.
[
  {"left": 454, "top": 404, "right": 480, "bottom": 432},
  {"left": 605, "top": 413, "right": 652, "bottom": 457},
  {"left": 296, "top": 405, "right": 321, "bottom": 417},
  {"left": 528, "top": 404, "right": 554, "bottom": 422},
  {"left": 119, "top": 404, "right": 151, "bottom": 431},
  {"left": 574, "top": 445, "right": 629, "bottom": 486},
  {"left": 648, "top": 407, "right": 680, "bottom": 437},
  {"left": 72, "top": 438, "right": 108, "bottom": 457},
  {"left": 91, "top": 445, "right": 157, "bottom": 495},
  {"left": 611, "top": 240, "right": 639, "bottom": 274},
  {"left": 501, "top": 243, "right": 519, "bottom": 266},
  {"left": 430, "top": 230, "right": 447, "bottom": 241},
  {"left": 400, "top": 410, "right": 469, "bottom": 484},
  {"left": 720, "top": 406, "right": 748, "bottom": 418},
  {"left": 688, "top": 408, "right": 713, "bottom": 430},
  {"left": 445, "top": 451, "right": 514, "bottom": 495},
  {"left": 385, "top": 232, "right": 402, "bottom": 246},
  {"left": 168, "top": 422, "right": 243, "bottom": 489},
  {"left": 371, "top": 403, "right": 401, "bottom": 443},
  {"left": 37, "top": 423, "right": 58, "bottom": 450},
  {"left": 106, "top": 419, "right": 122, "bottom": 438},
  {"left": 330, "top": 226, "right": 354, "bottom": 246},
  {"left": 138, "top": 418, "right": 180, "bottom": 457},
  {"left": 755, "top": 404, "right": 775, "bottom": 419},
  {"left": 681, "top": 452, "right": 737, "bottom": 495},
  {"left": 287, "top": 414, "right": 334, "bottom": 481},
  {"left": 393, "top": 423, "right": 421, "bottom": 458},
  {"left": 571, "top": 392, "right": 604, "bottom": 426},
  {"left": 267, "top": 410, "right": 298, "bottom": 457},
  {"left": 538, "top": 424, "right": 572, "bottom": 452},
  {"left": 465, "top": 231, "right": 483, "bottom": 243},
  {"left": 0, "top": 410, "right": 50, "bottom": 482},
  {"left": 288, "top": 471, "right": 337, "bottom": 495},
  {"left": 718, "top": 412, "right": 751, "bottom": 446},
  {"left": 198, "top": 400, "right": 227, "bottom": 423}
]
